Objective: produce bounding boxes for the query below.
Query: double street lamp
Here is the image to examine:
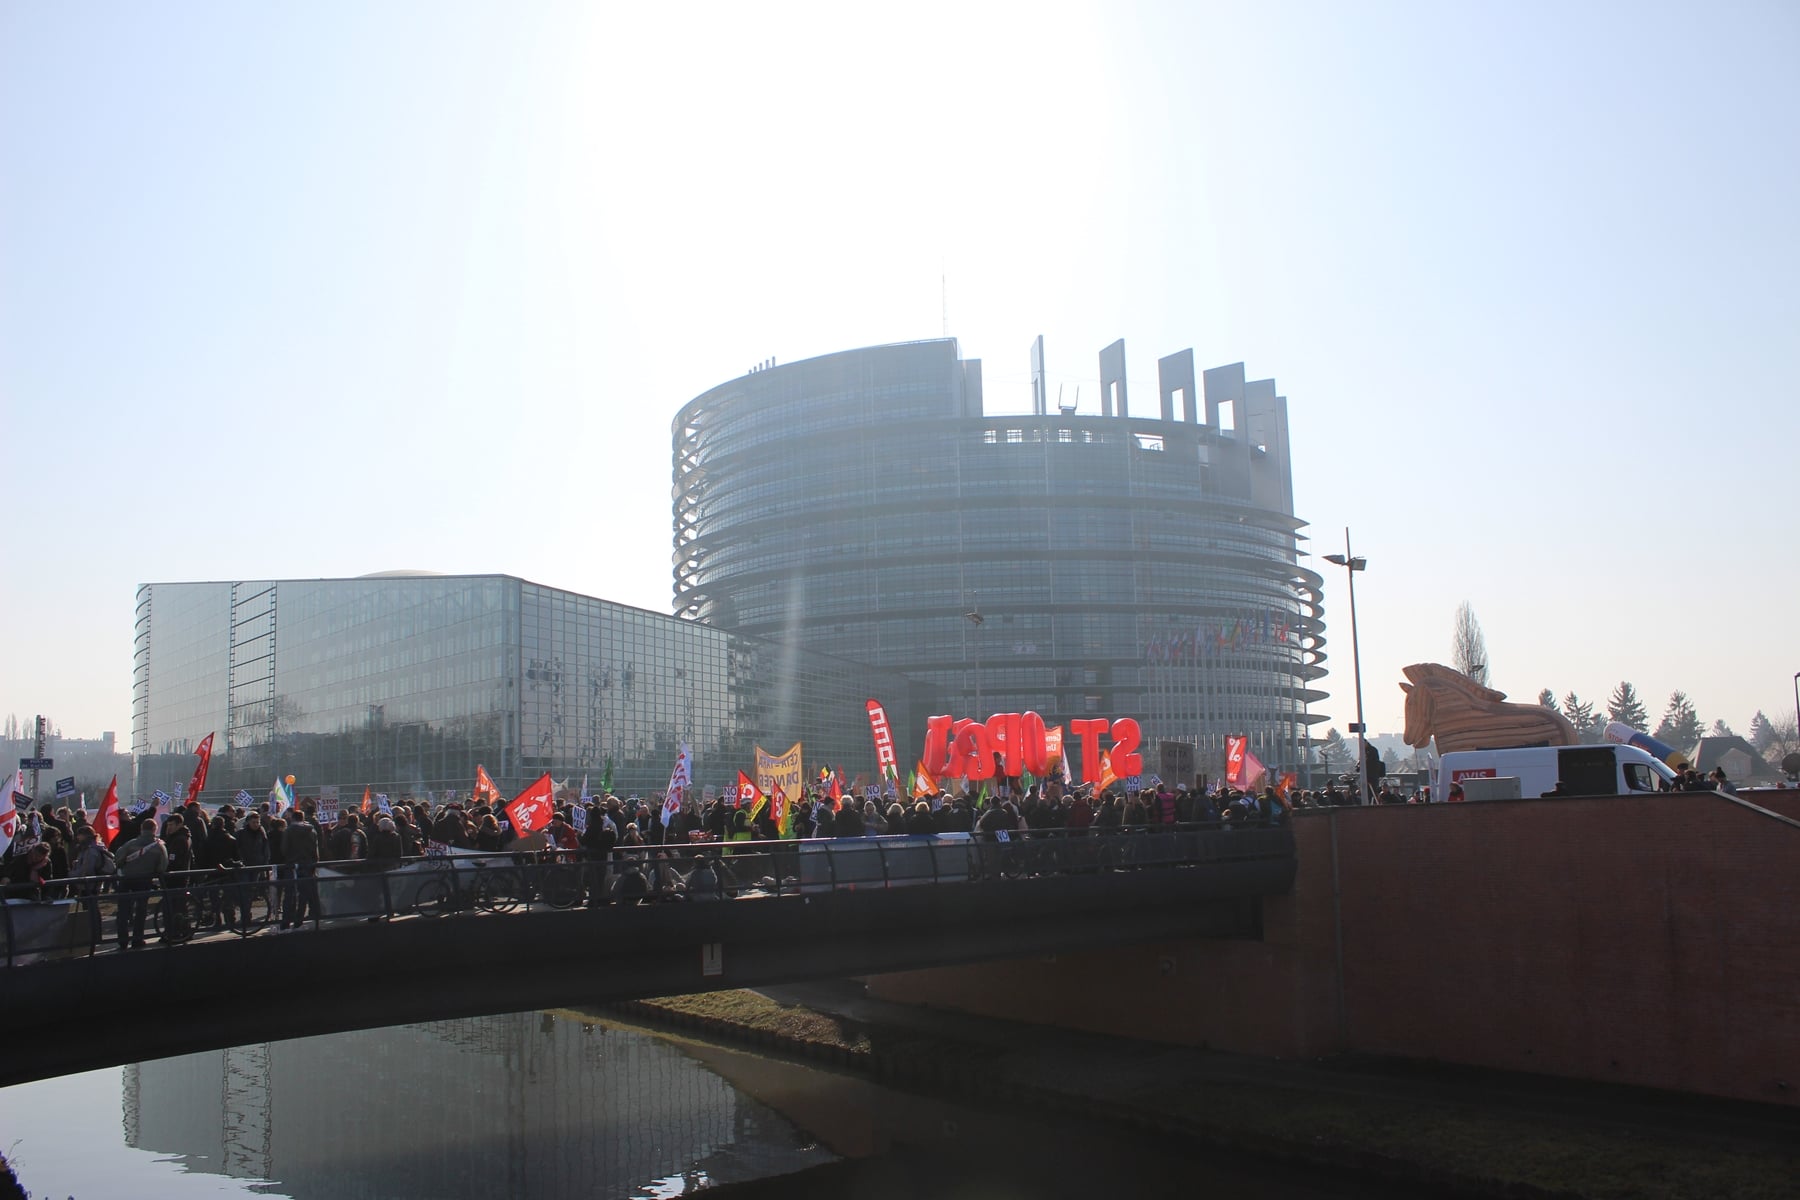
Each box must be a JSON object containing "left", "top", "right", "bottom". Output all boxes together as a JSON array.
[{"left": 1324, "top": 530, "right": 1370, "bottom": 805}]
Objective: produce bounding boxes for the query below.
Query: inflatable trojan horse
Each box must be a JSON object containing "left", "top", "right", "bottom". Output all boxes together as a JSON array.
[{"left": 1400, "top": 662, "right": 1579, "bottom": 754}]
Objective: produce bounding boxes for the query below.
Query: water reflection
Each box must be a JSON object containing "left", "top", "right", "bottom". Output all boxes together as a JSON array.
[{"left": 16, "top": 1012, "right": 834, "bottom": 1199}]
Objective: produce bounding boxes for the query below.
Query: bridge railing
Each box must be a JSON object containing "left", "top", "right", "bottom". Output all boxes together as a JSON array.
[{"left": 1, "top": 821, "right": 1293, "bottom": 966}]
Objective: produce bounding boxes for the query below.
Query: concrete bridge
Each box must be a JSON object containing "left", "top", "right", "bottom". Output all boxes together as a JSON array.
[
  {"left": 872, "top": 789, "right": 1800, "bottom": 1109},
  {"left": 0, "top": 826, "right": 1295, "bottom": 1087}
]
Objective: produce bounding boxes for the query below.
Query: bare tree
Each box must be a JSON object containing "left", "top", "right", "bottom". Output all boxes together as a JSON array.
[{"left": 1452, "top": 602, "right": 1489, "bottom": 687}]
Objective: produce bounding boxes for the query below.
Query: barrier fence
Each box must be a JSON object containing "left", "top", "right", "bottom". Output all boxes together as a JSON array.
[{"left": 1, "top": 823, "right": 1294, "bottom": 967}]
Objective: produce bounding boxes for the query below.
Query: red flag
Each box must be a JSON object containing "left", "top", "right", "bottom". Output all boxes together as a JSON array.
[
  {"left": 361, "top": 785, "right": 372, "bottom": 814},
  {"left": 474, "top": 765, "right": 501, "bottom": 805},
  {"left": 505, "top": 773, "right": 556, "bottom": 837},
  {"left": 735, "top": 770, "right": 759, "bottom": 809},
  {"left": 186, "top": 733, "right": 215, "bottom": 808},
  {"left": 95, "top": 776, "right": 121, "bottom": 847},
  {"left": 827, "top": 773, "right": 842, "bottom": 807}
]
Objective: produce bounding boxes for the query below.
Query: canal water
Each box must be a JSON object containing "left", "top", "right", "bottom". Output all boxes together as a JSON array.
[{"left": 0, "top": 1010, "right": 1399, "bottom": 1198}]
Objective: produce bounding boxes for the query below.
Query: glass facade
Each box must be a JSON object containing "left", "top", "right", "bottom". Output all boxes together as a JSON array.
[
  {"left": 673, "top": 339, "right": 1329, "bottom": 774},
  {"left": 132, "top": 575, "right": 925, "bottom": 804}
]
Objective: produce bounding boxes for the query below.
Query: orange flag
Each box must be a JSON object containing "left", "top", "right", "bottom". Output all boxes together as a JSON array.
[
  {"left": 1098, "top": 750, "right": 1119, "bottom": 792},
  {"left": 361, "top": 786, "right": 372, "bottom": 814}
]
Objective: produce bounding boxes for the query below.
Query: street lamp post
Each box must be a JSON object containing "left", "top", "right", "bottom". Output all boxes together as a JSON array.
[
  {"left": 965, "top": 599, "right": 985, "bottom": 715},
  {"left": 1324, "top": 531, "right": 1369, "bottom": 805}
]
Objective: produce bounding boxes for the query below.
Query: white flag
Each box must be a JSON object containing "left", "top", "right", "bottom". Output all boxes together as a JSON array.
[{"left": 661, "top": 743, "right": 691, "bottom": 827}]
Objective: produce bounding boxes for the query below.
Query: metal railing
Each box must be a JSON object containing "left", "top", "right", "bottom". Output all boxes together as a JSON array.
[{"left": 1, "top": 821, "right": 1293, "bottom": 966}]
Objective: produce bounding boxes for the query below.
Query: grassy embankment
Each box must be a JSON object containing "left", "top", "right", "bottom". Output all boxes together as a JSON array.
[{"left": 605, "top": 990, "right": 1798, "bottom": 1200}]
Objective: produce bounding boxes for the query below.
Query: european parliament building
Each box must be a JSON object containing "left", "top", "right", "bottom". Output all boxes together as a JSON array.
[
  {"left": 673, "top": 338, "right": 1328, "bottom": 776},
  {"left": 131, "top": 574, "right": 920, "bottom": 802},
  {"left": 131, "top": 335, "right": 1327, "bottom": 802}
]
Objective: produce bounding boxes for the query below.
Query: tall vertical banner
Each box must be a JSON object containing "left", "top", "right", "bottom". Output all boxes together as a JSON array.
[
  {"left": 1225, "top": 734, "right": 1248, "bottom": 788},
  {"left": 187, "top": 733, "right": 215, "bottom": 808},
  {"left": 865, "top": 699, "right": 897, "bottom": 781},
  {"left": 754, "top": 743, "right": 803, "bottom": 814}
]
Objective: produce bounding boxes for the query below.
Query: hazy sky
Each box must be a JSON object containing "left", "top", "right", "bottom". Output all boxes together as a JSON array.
[{"left": 4, "top": 1, "right": 1797, "bottom": 747}]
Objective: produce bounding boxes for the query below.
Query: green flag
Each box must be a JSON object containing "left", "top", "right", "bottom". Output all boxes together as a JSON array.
[{"left": 601, "top": 756, "right": 615, "bottom": 794}]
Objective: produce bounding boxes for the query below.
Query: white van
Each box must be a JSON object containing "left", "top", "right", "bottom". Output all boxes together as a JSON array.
[{"left": 1436, "top": 744, "right": 1678, "bottom": 801}]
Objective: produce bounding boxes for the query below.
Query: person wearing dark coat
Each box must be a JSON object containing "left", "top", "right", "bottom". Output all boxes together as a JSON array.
[
  {"left": 580, "top": 812, "right": 617, "bottom": 904},
  {"left": 832, "top": 803, "right": 863, "bottom": 838},
  {"left": 280, "top": 815, "right": 321, "bottom": 929},
  {"left": 368, "top": 819, "right": 403, "bottom": 866}
]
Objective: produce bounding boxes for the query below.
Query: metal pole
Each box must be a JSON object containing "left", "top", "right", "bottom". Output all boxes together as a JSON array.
[
  {"left": 31, "top": 714, "right": 45, "bottom": 805},
  {"left": 1346, "top": 532, "right": 1368, "bottom": 805}
]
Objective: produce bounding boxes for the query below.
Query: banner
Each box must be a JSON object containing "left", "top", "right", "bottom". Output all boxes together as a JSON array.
[
  {"left": 865, "top": 699, "right": 898, "bottom": 780},
  {"left": 317, "top": 785, "right": 341, "bottom": 824},
  {"left": 506, "top": 773, "right": 556, "bottom": 836},
  {"left": 755, "top": 743, "right": 803, "bottom": 814}
]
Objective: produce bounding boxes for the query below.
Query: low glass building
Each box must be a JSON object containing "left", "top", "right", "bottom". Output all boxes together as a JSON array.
[
  {"left": 673, "top": 337, "right": 1329, "bottom": 777},
  {"left": 132, "top": 574, "right": 925, "bottom": 804}
]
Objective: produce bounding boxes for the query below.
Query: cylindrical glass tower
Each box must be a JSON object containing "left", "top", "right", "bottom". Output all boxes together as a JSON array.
[{"left": 673, "top": 338, "right": 1327, "bottom": 775}]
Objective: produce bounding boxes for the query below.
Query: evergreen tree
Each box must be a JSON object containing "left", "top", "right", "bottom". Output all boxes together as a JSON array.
[
  {"left": 1320, "top": 728, "right": 1346, "bottom": 770},
  {"left": 1538, "top": 689, "right": 1559, "bottom": 712},
  {"left": 1748, "top": 711, "right": 1774, "bottom": 751},
  {"left": 1563, "top": 692, "right": 1597, "bottom": 740},
  {"left": 1654, "top": 690, "right": 1703, "bottom": 750},
  {"left": 1708, "top": 718, "right": 1734, "bottom": 739},
  {"left": 1569, "top": 694, "right": 1598, "bottom": 741},
  {"left": 1606, "top": 682, "right": 1649, "bottom": 732}
]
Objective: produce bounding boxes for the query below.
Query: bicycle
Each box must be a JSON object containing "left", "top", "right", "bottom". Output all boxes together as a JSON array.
[{"left": 411, "top": 857, "right": 525, "bottom": 917}]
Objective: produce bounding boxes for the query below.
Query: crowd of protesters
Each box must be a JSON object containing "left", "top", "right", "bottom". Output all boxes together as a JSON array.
[{"left": 0, "top": 773, "right": 1298, "bottom": 950}]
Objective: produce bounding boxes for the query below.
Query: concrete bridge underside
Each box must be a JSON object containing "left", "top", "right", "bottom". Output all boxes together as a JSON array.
[{"left": 3, "top": 853, "right": 1292, "bottom": 1088}]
